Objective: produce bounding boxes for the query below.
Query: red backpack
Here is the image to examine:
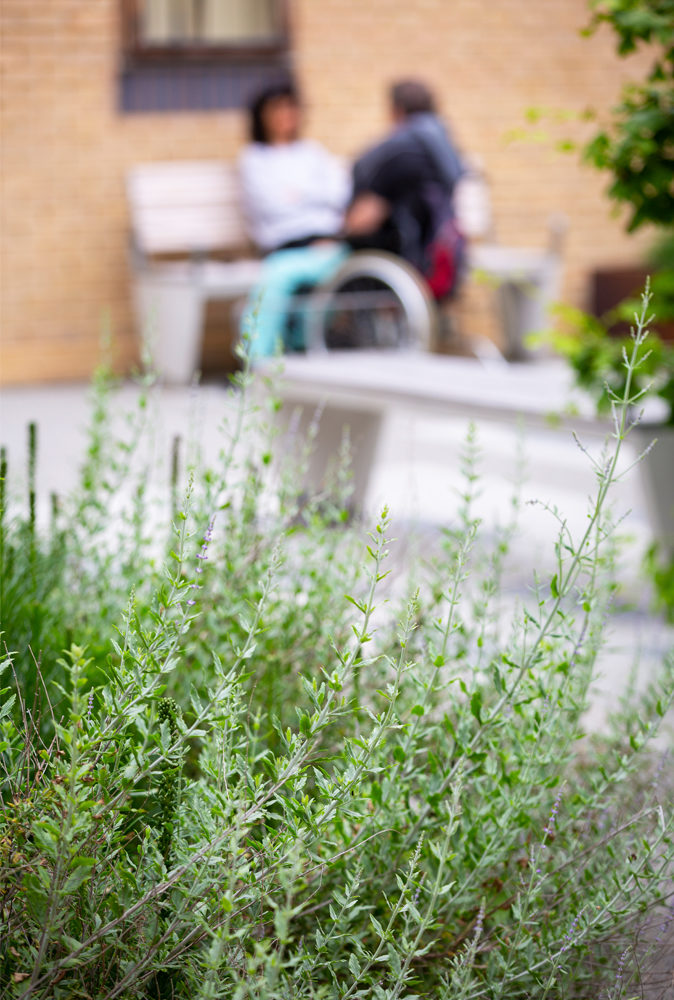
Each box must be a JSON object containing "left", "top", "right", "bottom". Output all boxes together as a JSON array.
[{"left": 424, "top": 211, "right": 465, "bottom": 300}]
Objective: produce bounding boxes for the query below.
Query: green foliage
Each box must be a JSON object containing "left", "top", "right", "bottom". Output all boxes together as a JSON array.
[
  {"left": 549, "top": 286, "right": 674, "bottom": 662},
  {"left": 645, "top": 543, "right": 674, "bottom": 621},
  {"left": 155, "top": 697, "right": 184, "bottom": 865},
  {"left": 648, "top": 228, "right": 674, "bottom": 271},
  {"left": 0, "top": 433, "right": 71, "bottom": 722},
  {"left": 1, "top": 320, "right": 673, "bottom": 998},
  {"left": 546, "top": 292, "right": 674, "bottom": 425},
  {"left": 582, "top": 0, "right": 674, "bottom": 230},
  {"left": 586, "top": 0, "right": 674, "bottom": 55},
  {"left": 642, "top": 231, "right": 674, "bottom": 322}
]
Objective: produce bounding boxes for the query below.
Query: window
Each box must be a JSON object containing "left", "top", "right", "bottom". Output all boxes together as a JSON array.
[
  {"left": 120, "top": 0, "right": 291, "bottom": 113},
  {"left": 123, "top": 0, "right": 289, "bottom": 63}
]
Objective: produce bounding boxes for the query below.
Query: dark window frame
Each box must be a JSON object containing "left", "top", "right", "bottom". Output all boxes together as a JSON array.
[{"left": 120, "top": 0, "right": 291, "bottom": 68}]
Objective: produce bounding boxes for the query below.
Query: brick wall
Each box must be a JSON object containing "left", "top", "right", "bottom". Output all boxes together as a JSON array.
[{"left": 0, "top": 0, "right": 655, "bottom": 383}]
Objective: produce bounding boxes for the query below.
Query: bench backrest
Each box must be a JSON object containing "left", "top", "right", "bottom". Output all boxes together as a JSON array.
[
  {"left": 127, "top": 160, "right": 250, "bottom": 257},
  {"left": 127, "top": 155, "right": 561, "bottom": 259}
]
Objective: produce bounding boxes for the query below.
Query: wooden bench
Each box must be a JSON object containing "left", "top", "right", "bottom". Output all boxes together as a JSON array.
[{"left": 127, "top": 159, "right": 565, "bottom": 381}]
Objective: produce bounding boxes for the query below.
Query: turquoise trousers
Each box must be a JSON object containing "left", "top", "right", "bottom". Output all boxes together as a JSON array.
[{"left": 243, "top": 244, "right": 349, "bottom": 358}]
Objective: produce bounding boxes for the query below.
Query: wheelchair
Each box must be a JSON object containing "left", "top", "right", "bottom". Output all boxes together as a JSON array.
[{"left": 284, "top": 250, "right": 441, "bottom": 354}]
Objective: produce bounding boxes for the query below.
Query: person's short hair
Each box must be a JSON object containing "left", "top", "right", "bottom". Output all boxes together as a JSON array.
[
  {"left": 390, "top": 79, "right": 436, "bottom": 117},
  {"left": 249, "top": 82, "right": 300, "bottom": 144}
]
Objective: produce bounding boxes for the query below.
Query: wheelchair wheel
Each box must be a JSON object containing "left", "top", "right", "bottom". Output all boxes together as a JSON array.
[{"left": 305, "top": 251, "right": 438, "bottom": 352}]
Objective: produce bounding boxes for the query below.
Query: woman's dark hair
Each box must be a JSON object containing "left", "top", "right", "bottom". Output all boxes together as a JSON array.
[
  {"left": 390, "top": 79, "right": 436, "bottom": 117},
  {"left": 249, "top": 82, "right": 300, "bottom": 144}
]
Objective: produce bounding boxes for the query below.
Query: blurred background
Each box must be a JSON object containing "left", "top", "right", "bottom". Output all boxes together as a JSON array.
[{"left": 0, "top": 0, "right": 659, "bottom": 383}]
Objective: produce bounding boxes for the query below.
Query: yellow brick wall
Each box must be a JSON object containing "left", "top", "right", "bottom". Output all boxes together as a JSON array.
[{"left": 0, "top": 0, "right": 655, "bottom": 384}]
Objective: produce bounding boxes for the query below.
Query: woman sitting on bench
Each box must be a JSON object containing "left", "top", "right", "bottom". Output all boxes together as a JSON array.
[{"left": 239, "top": 82, "right": 351, "bottom": 357}]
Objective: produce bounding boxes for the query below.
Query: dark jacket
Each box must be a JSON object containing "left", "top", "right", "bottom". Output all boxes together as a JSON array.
[{"left": 351, "top": 113, "right": 464, "bottom": 271}]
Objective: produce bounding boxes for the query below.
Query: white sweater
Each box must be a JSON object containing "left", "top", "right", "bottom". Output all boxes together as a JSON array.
[{"left": 239, "top": 139, "right": 351, "bottom": 251}]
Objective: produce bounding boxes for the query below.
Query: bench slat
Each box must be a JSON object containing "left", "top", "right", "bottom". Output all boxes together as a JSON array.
[
  {"left": 127, "top": 161, "right": 249, "bottom": 254},
  {"left": 133, "top": 206, "right": 249, "bottom": 255},
  {"left": 127, "top": 160, "right": 240, "bottom": 199}
]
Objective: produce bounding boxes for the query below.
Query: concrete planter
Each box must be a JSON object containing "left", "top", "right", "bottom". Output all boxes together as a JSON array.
[
  {"left": 134, "top": 268, "right": 203, "bottom": 384},
  {"left": 631, "top": 424, "right": 674, "bottom": 557},
  {"left": 276, "top": 401, "right": 383, "bottom": 514}
]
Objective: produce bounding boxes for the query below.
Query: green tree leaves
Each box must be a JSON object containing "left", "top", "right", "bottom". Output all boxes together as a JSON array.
[{"left": 584, "top": 0, "right": 674, "bottom": 229}]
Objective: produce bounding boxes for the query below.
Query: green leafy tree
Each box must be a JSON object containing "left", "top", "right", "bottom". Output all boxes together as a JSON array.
[{"left": 583, "top": 0, "right": 674, "bottom": 231}]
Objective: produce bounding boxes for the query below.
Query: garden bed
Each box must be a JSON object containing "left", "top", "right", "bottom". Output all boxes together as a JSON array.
[{"left": 1, "top": 340, "right": 673, "bottom": 998}]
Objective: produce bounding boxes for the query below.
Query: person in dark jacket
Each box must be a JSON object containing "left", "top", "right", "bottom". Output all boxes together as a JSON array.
[{"left": 345, "top": 79, "right": 465, "bottom": 298}]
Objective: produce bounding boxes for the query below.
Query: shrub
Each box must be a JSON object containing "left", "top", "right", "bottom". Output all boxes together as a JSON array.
[
  {"left": 1, "top": 312, "right": 673, "bottom": 999},
  {"left": 582, "top": 0, "right": 674, "bottom": 232},
  {"left": 544, "top": 295, "right": 674, "bottom": 427}
]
